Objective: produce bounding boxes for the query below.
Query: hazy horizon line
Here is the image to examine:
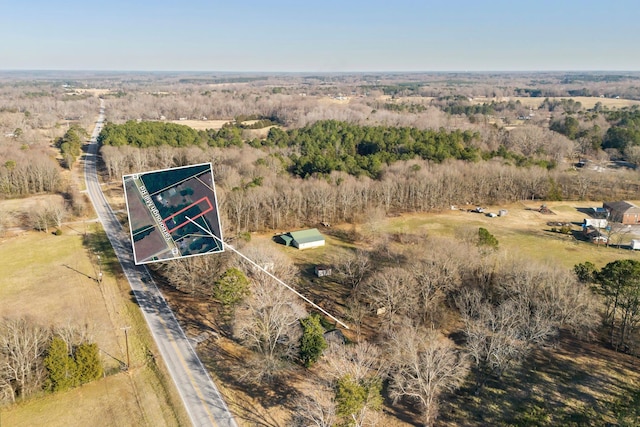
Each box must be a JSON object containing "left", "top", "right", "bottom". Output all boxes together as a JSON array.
[{"left": 1, "top": 69, "right": 640, "bottom": 75}]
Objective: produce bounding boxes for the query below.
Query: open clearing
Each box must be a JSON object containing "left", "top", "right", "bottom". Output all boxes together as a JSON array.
[
  {"left": 168, "top": 119, "right": 232, "bottom": 130},
  {"left": 250, "top": 200, "right": 640, "bottom": 271},
  {"left": 376, "top": 200, "right": 640, "bottom": 269},
  {"left": 472, "top": 96, "right": 640, "bottom": 109},
  {"left": 168, "top": 119, "right": 267, "bottom": 132},
  {"left": 0, "top": 228, "right": 189, "bottom": 426},
  {"left": 0, "top": 194, "right": 66, "bottom": 230}
]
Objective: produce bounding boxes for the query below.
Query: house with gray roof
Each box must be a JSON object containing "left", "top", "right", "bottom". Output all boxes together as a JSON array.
[{"left": 603, "top": 201, "right": 640, "bottom": 224}]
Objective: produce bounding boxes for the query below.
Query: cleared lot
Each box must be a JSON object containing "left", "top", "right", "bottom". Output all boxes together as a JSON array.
[{"left": 0, "top": 229, "right": 188, "bottom": 426}]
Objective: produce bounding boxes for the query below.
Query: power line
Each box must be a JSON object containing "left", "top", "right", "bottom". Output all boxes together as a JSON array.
[{"left": 184, "top": 216, "right": 349, "bottom": 330}]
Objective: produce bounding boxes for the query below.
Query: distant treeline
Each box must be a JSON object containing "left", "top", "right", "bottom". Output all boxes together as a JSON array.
[
  {"left": 98, "top": 121, "right": 202, "bottom": 147},
  {"left": 259, "top": 120, "right": 481, "bottom": 178},
  {"left": 99, "top": 120, "right": 494, "bottom": 178},
  {"left": 602, "top": 106, "right": 640, "bottom": 152},
  {"left": 548, "top": 105, "right": 640, "bottom": 155}
]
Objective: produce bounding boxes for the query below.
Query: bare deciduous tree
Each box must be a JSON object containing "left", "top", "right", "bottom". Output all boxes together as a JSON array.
[
  {"left": 292, "top": 381, "right": 337, "bottom": 427},
  {"left": 333, "top": 248, "right": 372, "bottom": 297},
  {"left": 322, "top": 341, "right": 384, "bottom": 383},
  {"left": 47, "top": 202, "right": 66, "bottom": 230},
  {"left": 457, "top": 289, "right": 529, "bottom": 391},
  {"left": 387, "top": 324, "right": 469, "bottom": 426},
  {"left": 240, "top": 240, "right": 297, "bottom": 283},
  {"left": 233, "top": 279, "right": 306, "bottom": 382},
  {"left": 54, "top": 322, "right": 94, "bottom": 354},
  {"left": 30, "top": 204, "right": 51, "bottom": 233},
  {"left": 364, "top": 267, "right": 418, "bottom": 327},
  {"left": 156, "top": 253, "right": 230, "bottom": 295},
  {"left": 0, "top": 318, "right": 50, "bottom": 402},
  {"left": 409, "top": 239, "right": 465, "bottom": 327}
]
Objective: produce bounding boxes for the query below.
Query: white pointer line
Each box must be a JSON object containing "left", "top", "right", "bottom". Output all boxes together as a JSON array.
[{"left": 184, "top": 216, "right": 350, "bottom": 330}]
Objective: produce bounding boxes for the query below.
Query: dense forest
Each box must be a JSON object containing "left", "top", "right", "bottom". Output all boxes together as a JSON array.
[{"left": 100, "top": 119, "right": 558, "bottom": 181}]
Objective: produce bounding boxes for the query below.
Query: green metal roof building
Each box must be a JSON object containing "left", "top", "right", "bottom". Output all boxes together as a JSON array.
[{"left": 277, "top": 228, "right": 325, "bottom": 249}]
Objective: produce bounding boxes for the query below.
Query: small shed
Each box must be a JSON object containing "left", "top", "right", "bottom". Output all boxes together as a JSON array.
[
  {"left": 290, "top": 228, "right": 325, "bottom": 250},
  {"left": 314, "top": 265, "right": 332, "bottom": 277},
  {"left": 631, "top": 239, "right": 640, "bottom": 250}
]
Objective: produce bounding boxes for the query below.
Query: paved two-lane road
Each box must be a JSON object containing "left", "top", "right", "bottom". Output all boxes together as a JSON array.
[{"left": 84, "top": 100, "right": 237, "bottom": 427}]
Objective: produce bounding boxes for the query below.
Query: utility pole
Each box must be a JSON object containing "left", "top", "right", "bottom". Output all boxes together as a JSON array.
[
  {"left": 121, "top": 326, "right": 131, "bottom": 370},
  {"left": 97, "top": 254, "right": 103, "bottom": 284}
]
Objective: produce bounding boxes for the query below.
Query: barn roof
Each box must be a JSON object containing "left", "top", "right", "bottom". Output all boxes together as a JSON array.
[
  {"left": 289, "top": 228, "right": 324, "bottom": 245},
  {"left": 604, "top": 201, "right": 640, "bottom": 214}
]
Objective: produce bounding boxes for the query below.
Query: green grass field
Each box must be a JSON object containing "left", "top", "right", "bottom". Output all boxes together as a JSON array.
[
  {"left": 379, "top": 201, "right": 640, "bottom": 270},
  {"left": 0, "top": 229, "right": 189, "bottom": 426}
]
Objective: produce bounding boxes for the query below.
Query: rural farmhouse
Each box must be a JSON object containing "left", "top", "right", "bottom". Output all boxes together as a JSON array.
[{"left": 603, "top": 201, "right": 640, "bottom": 225}]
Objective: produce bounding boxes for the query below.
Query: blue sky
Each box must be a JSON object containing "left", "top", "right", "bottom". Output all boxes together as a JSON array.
[{"left": 2, "top": 0, "right": 639, "bottom": 71}]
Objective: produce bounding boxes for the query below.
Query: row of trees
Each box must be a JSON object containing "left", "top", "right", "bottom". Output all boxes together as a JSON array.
[
  {"left": 55, "top": 125, "right": 87, "bottom": 169},
  {"left": 100, "top": 144, "right": 640, "bottom": 235},
  {"left": 576, "top": 259, "right": 640, "bottom": 353},
  {"left": 101, "top": 119, "right": 566, "bottom": 179},
  {"left": 0, "top": 150, "right": 61, "bottom": 196},
  {"left": 264, "top": 120, "right": 481, "bottom": 178},
  {"left": 98, "top": 121, "right": 201, "bottom": 148},
  {"left": 0, "top": 318, "right": 102, "bottom": 404}
]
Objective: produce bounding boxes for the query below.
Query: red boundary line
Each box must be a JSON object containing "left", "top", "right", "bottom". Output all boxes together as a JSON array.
[{"left": 163, "top": 197, "right": 214, "bottom": 233}]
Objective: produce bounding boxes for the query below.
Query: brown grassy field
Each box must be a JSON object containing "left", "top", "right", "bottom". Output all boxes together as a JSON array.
[
  {"left": 378, "top": 200, "right": 640, "bottom": 269},
  {"left": 168, "top": 119, "right": 232, "bottom": 130},
  {"left": 0, "top": 228, "right": 189, "bottom": 426},
  {"left": 0, "top": 194, "right": 67, "bottom": 230},
  {"left": 168, "top": 119, "right": 271, "bottom": 135},
  {"left": 472, "top": 96, "right": 640, "bottom": 109}
]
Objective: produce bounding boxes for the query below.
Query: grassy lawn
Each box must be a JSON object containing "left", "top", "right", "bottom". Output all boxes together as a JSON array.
[
  {"left": 379, "top": 201, "right": 640, "bottom": 269},
  {"left": 0, "top": 367, "right": 173, "bottom": 427},
  {"left": 0, "top": 229, "right": 189, "bottom": 426}
]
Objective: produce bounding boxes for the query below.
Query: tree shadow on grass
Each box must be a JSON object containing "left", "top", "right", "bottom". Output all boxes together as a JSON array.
[
  {"left": 198, "top": 339, "right": 304, "bottom": 427},
  {"left": 441, "top": 331, "right": 640, "bottom": 426},
  {"left": 81, "top": 227, "right": 121, "bottom": 279}
]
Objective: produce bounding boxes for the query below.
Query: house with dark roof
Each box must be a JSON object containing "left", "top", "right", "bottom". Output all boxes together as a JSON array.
[{"left": 603, "top": 201, "right": 640, "bottom": 224}]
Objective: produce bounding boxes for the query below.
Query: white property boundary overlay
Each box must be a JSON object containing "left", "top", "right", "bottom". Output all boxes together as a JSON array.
[
  {"left": 185, "top": 216, "right": 350, "bottom": 330},
  {"left": 123, "top": 162, "right": 225, "bottom": 265}
]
